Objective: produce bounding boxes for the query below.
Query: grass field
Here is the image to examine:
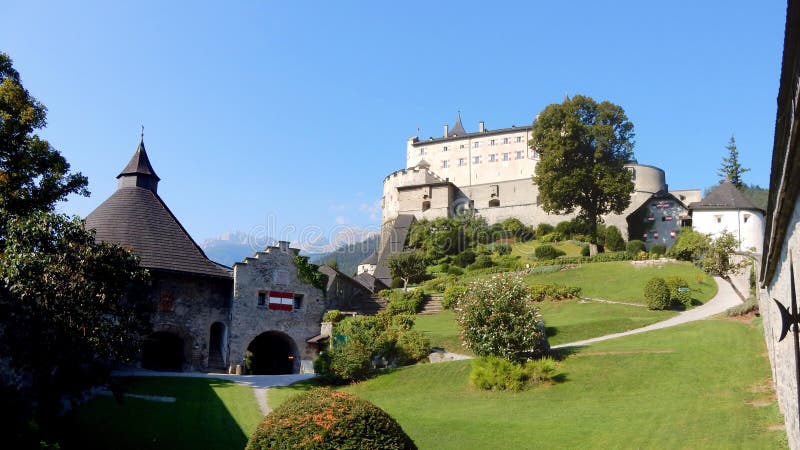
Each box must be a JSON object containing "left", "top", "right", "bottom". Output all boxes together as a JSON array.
[
  {"left": 525, "top": 260, "right": 717, "bottom": 305},
  {"left": 62, "top": 377, "right": 262, "bottom": 450},
  {"left": 415, "top": 301, "right": 676, "bottom": 353},
  {"left": 270, "top": 319, "right": 786, "bottom": 449}
]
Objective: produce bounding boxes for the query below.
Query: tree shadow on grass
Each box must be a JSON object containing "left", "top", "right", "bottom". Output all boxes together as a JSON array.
[
  {"left": 545, "top": 326, "right": 558, "bottom": 338},
  {"left": 60, "top": 377, "right": 249, "bottom": 450}
]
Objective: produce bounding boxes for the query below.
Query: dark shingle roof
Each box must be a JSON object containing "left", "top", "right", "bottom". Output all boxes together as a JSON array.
[
  {"left": 448, "top": 112, "right": 467, "bottom": 137},
  {"left": 689, "top": 181, "right": 763, "bottom": 213},
  {"left": 85, "top": 186, "right": 232, "bottom": 279},
  {"left": 118, "top": 139, "right": 160, "bottom": 181}
]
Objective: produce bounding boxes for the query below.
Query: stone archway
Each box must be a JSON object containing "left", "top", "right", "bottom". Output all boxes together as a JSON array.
[
  {"left": 142, "top": 331, "right": 184, "bottom": 371},
  {"left": 246, "top": 331, "right": 299, "bottom": 375}
]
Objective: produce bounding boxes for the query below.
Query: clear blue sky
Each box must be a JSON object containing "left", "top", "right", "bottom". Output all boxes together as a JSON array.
[{"left": 1, "top": 1, "right": 787, "bottom": 245}]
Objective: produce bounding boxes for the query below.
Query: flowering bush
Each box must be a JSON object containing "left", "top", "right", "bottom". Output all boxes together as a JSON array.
[{"left": 455, "top": 275, "right": 546, "bottom": 363}]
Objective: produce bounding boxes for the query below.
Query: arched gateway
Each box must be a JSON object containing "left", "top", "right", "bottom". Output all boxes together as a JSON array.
[{"left": 246, "top": 331, "right": 299, "bottom": 374}]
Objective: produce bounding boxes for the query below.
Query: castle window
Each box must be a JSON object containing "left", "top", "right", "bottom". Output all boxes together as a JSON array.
[
  {"left": 531, "top": 150, "right": 540, "bottom": 160},
  {"left": 458, "top": 158, "right": 466, "bottom": 166},
  {"left": 516, "top": 136, "right": 522, "bottom": 143},
  {"left": 489, "top": 199, "right": 500, "bottom": 207},
  {"left": 422, "top": 200, "right": 431, "bottom": 211},
  {"left": 293, "top": 294, "right": 304, "bottom": 310},
  {"left": 743, "top": 213, "right": 750, "bottom": 223},
  {"left": 441, "top": 160, "right": 449, "bottom": 168},
  {"left": 474, "top": 141, "right": 480, "bottom": 148},
  {"left": 158, "top": 290, "right": 175, "bottom": 312},
  {"left": 489, "top": 154, "right": 497, "bottom": 162},
  {"left": 442, "top": 146, "right": 448, "bottom": 152},
  {"left": 503, "top": 137, "right": 509, "bottom": 144},
  {"left": 629, "top": 167, "right": 636, "bottom": 180},
  {"left": 715, "top": 215, "right": 722, "bottom": 223},
  {"left": 257, "top": 291, "right": 266, "bottom": 307},
  {"left": 473, "top": 156, "right": 481, "bottom": 164},
  {"left": 502, "top": 153, "right": 510, "bottom": 161},
  {"left": 460, "top": 144, "right": 465, "bottom": 149},
  {"left": 419, "top": 148, "right": 426, "bottom": 155},
  {"left": 516, "top": 151, "right": 524, "bottom": 159},
  {"left": 490, "top": 139, "right": 496, "bottom": 146}
]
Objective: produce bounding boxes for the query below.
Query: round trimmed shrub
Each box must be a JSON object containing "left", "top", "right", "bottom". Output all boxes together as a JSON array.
[
  {"left": 246, "top": 388, "right": 417, "bottom": 450},
  {"left": 644, "top": 277, "right": 672, "bottom": 310},
  {"left": 665, "top": 276, "right": 692, "bottom": 307},
  {"left": 649, "top": 244, "right": 667, "bottom": 257},
  {"left": 534, "top": 244, "right": 564, "bottom": 260},
  {"left": 626, "top": 239, "right": 645, "bottom": 256}
]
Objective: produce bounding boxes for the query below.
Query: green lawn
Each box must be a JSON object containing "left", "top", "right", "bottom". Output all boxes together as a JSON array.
[
  {"left": 271, "top": 319, "right": 786, "bottom": 449},
  {"left": 525, "top": 260, "right": 717, "bottom": 305},
  {"left": 415, "top": 301, "right": 675, "bottom": 353},
  {"left": 511, "top": 239, "right": 584, "bottom": 258},
  {"left": 62, "top": 377, "right": 262, "bottom": 450}
]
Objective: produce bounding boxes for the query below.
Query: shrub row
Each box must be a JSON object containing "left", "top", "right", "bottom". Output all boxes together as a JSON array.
[
  {"left": 528, "top": 283, "right": 582, "bottom": 302},
  {"left": 469, "top": 356, "right": 558, "bottom": 391}
]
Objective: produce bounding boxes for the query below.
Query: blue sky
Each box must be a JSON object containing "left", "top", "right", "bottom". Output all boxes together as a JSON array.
[{"left": 0, "top": 1, "right": 787, "bottom": 245}]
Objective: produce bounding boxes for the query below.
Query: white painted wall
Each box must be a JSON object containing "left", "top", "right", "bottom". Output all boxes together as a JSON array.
[{"left": 692, "top": 209, "right": 765, "bottom": 254}]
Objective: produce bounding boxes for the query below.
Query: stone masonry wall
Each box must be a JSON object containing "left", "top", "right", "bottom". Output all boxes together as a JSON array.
[
  {"left": 229, "top": 243, "right": 326, "bottom": 373},
  {"left": 149, "top": 272, "right": 232, "bottom": 371}
]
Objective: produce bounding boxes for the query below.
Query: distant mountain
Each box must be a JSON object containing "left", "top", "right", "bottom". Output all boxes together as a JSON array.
[
  {"left": 201, "top": 231, "right": 275, "bottom": 267},
  {"left": 310, "top": 234, "right": 381, "bottom": 277}
]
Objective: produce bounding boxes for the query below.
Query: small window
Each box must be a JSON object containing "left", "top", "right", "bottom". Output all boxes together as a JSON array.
[
  {"left": 489, "top": 154, "right": 496, "bottom": 162},
  {"left": 715, "top": 215, "right": 722, "bottom": 223},
  {"left": 490, "top": 139, "right": 496, "bottom": 146},
  {"left": 458, "top": 158, "right": 466, "bottom": 166},
  {"left": 532, "top": 150, "right": 540, "bottom": 160},
  {"left": 743, "top": 214, "right": 750, "bottom": 223},
  {"left": 257, "top": 292, "right": 266, "bottom": 307},
  {"left": 442, "top": 146, "right": 448, "bottom": 152},
  {"left": 293, "top": 294, "right": 304, "bottom": 310},
  {"left": 503, "top": 137, "right": 509, "bottom": 144},
  {"left": 474, "top": 141, "right": 480, "bottom": 148},
  {"left": 419, "top": 148, "right": 426, "bottom": 155},
  {"left": 516, "top": 136, "right": 522, "bottom": 143},
  {"left": 460, "top": 144, "right": 465, "bottom": 149},
  {"left": 629, "top": 167, "right": 636, "bottom": 180},
  {"left": 422, "top": 200, "right": 431, "bottom": 211},
  {"left": 489, "top": 199, "right": 500, "bottom": 207},
  {"left": 516, "top": 151, "right": 524, "bottom": 159},
  {"left": 441, "top": 160, "right": 449, "bottom": 168},
  {"left": 473, "top": 156, "right": 481, "bottom": 164},
  {"left": 503, "top": 153, "right": 510, "bottom": 161}
]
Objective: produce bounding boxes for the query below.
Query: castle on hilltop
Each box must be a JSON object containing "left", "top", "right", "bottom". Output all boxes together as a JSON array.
[{"left": 366, "top": 114, "right": 704, "bottom": 285}]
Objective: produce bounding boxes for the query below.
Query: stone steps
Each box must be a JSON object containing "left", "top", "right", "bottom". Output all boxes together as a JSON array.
[{"left": 419, "top": 295, "right": 443, "bottom": 315}]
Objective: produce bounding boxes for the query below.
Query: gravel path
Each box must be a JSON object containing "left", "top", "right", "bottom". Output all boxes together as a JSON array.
[{"left": 552, "top": 276, "right": 742, "bottom": 349}]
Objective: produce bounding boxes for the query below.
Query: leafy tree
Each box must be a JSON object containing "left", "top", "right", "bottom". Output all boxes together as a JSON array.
[
  {"left": 531, "top": 95, "right": 635, "bottom": 242},
  {"left": 387, "top": 251, "right": 427, "bottom": 290},
  {"left": 603, "top": 225, "right": 625, "bottom": 251},
  {"left": 667, "top": 228, "right": 710, "bottom": 262},
  {"left": 455, "top": 275, "right": 546, "bottom": 363},
  {"left": 701, "top": 230, "right": 748, "bottom": 277},
  {"left": 0, "top": 53, "right": 88, "bottom": 223},
  {"left": 717, "top": 135, "right": 750, "bottom": 190}
]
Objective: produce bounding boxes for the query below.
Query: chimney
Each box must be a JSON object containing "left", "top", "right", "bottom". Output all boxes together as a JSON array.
[
  {"left": 278, "top": 240, "right": 289, "bottom": 252},
  {"left": 444, "top": 124, "right": 449, "bottom": 137},
  {"left": 479, "top": 121, "right": 485, "bottom": 133}
]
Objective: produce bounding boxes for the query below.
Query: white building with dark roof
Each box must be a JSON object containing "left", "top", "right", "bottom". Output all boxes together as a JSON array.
[{"left": 689, "top": 180, "right": 765, "bottom": 254}]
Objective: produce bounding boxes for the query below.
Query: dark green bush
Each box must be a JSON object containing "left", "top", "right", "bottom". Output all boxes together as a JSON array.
[
  {"left": 452, "top": 249, "right": 476, "bottom": 268},
  {"left": 495, "top": 254, "right": 522, "bottom": 269},
  {"left": 539, "top": 232, "right": 564, "bottom": 243},
  {"left": 580, "top": 244, "right": 590, "bottom": 256},
  {"left": 644, "top": 277, "right": 672, "bottom": 310},
  {"left": 442, "top": 284, "right": 468, "bottom": 309},
  {"left": 446, "top": 265, "right": 464, "bottom": 275},
  {"left": 604, "top": 225, "right": 625, "bottom": 251},
  {"left": 650, "top": 244, "right": 667, "bottom": 257},
  {"left": 395, "top": 330, "right": 430, "bottom": 365},
  {"left": 328, "top": 340, "right": 375, "bottom": 382},
  {"left": 534, "top": 244, "right": 565, "bottom": 260},
  {"left": 469, "top": 356, "right": 557, "bottom": 391},
  {"left": 536, "top": 223, "right": 555, "bottom": 237},
  {"left": 626, "top": 239, "right": 645, "bottom": 256},
  {"left": 246, "top": 388, "right": 416, "bottom": 450},
  {"left": 468, "top": 255, "right": 495, "bottom": 270},
  {"left": 391, "top": 313, "right": 416, "bottom": 331},
  {"left": 665, "top": 276, "right": 692, "bottom": 307},
  {"left": 493, "top": 243, "right": 512, "bottom": 255},
  {"left": 529, "top": 283, "right": 582, "bottom": 301}
]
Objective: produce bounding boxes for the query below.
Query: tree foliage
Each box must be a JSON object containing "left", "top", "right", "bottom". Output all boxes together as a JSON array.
[
  {"left": 717, "top": 135, "right": 750, "bottom": 190},
  {"left": 531, "top": 95, "right": 635, "bottom": 241},
  {"left": 0, "top": 53, "right": 88, "bottom": 223},
  {"left": 387, "top": 251, "right": 426, "bottom": 290},
  {"left": 700, "top": 230, "right": 748, "bottom": 277}
]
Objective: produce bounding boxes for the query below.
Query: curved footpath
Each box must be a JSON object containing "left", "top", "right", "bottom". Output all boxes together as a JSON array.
[
  {"left": 113, "top": 277, "right": 742, "bottom": 414},
  {"left": 552, "top": 276, "right": 742, "bottom": 349}
]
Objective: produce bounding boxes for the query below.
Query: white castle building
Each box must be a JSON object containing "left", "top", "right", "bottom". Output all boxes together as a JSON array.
[{"left": 369, "top": 113, "right": 703, "bottom": 284}]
